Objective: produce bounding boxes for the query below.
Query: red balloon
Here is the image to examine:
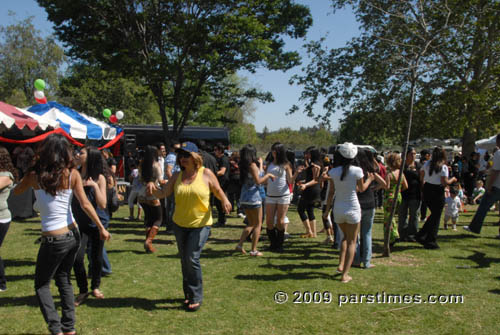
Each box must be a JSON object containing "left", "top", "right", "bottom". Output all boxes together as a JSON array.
[
  {"left": 35, "top": 97, "right": 48, "bottom": 104},
  {"left": 109, "top": 114, "right": 118, "bottom": 123}
]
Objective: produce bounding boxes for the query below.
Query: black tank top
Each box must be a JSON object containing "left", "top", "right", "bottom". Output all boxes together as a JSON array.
[{"left": 303, "top": 165, "right": 321, "bottom": 202}]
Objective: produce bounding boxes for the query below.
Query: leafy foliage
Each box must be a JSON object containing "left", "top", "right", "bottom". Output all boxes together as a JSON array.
[
  {"left": 290, "top": 0, "right": 500, "bottom": 147},
  {"left": 0, "top": 14, "right": 65, "bottom": 106},
  {"left": 58, "top": 64, "right": 160, "bottom": 125},
  {"left": 256, "top": 125, "right": 337, "bottom": 151},
  {"left": 38, "top": 0, "right": 313, "bottom": 143}
]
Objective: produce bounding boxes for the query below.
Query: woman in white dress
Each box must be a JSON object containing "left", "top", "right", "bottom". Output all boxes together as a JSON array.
[{"left": 323, "top": 143, "right": 374, "bottom": 283}]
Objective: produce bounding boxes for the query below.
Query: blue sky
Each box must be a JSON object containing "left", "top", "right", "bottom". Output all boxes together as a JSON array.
[{"left": 1, "top": 0, "right": 360, "bottom": 132}]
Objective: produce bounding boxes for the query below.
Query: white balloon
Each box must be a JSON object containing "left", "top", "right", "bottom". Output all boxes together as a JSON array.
[
  {"left": 116, "top": 110, "right": 124, "bottom": 120},
  {"left": 34, "top": 90, "right": 45, "bottom": 99}
]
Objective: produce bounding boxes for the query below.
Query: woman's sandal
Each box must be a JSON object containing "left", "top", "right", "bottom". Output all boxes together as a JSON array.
[
  {"left": 341, "top": 275, "right": 352, "bottom": 283},
  {"left": 234, "top": 245, "right": 246, "bottom": 254},
  {"left": 249, "top": 250, "right": 263, "bottom": 257},
  {"left": 300, "top": 233, "right": 313, "bottom": 238},
  {"left": 186, "top": 301, "right": 201, "bottom": 312},
  {"left": 92, "top": 289, "right": 104, "bottom": 299},
  {"left": 74, "top": 292, "right": 90, "bottom": 307}
]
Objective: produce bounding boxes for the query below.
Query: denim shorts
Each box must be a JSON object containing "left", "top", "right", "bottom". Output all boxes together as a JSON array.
[{"left": 240, "top": 203, "right": 262, "bottom": 210}]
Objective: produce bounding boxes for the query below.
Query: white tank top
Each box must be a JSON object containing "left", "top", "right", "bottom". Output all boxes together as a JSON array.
[
  {"left": 266, "top": 163, "right": 290, "bottom": 197},
  {"left": 34, "top": 175, "right": 75, "bottom": 232}
]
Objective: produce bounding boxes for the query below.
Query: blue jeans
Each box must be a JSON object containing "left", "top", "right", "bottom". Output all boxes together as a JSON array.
[
  {"left": 173, "top": 224, "right": 211, "bottom": 304},
  {"left": 468, "top": 187, "right": 500, "bottom": 233},
  {"left": 354, "top": 208, "right": 375, "bottom": 267},
  {"left": 0, "top": 222, "right": 10, "bottom": 290},
  {"left": 35, "top": 229, "right": 79, "bottom": 335},
  {"left": 398, "top": 198, "right": 421, "bottom": 240},
  {"left": 165, "top": 194, "right": 175, "bottom": 231}
]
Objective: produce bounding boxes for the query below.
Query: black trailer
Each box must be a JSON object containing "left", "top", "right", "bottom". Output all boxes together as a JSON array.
[{"left": 122, "top": 124, "right": 230, "bottom": 149}]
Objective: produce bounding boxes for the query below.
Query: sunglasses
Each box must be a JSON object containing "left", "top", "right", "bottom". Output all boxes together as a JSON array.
[{"left": 178, "top": 151, "right": 191, "bottom": 158}]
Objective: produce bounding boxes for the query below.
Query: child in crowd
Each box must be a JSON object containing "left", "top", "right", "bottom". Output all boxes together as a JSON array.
[
  {"left": 471, "top": 180, "right": 485, "bottom": 204},
  {"left": 126, "top": 163, "right": 142, "bottom": 220},
  {"left": 444, "top": 187, "right": 463, "bottom": 231},
  {"left": 457, "top": 184, "right": 466, "bottom": 205}
]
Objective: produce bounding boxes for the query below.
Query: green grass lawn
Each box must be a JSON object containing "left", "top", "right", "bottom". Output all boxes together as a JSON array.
[{"left": 0, "top": 204, "right": 499, "bottom": 335}]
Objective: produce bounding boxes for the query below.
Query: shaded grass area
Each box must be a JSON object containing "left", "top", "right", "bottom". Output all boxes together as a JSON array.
[{"left": 0, "top": 205, "right": 499, "bottom": 335}]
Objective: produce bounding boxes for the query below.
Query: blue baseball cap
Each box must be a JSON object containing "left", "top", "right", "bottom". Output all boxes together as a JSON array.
[{"left": 177, "top": 141, "right": 199, "bottom": 154}]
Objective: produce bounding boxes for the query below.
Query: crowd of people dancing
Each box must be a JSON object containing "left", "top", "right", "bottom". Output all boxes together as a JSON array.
[{"left": 0, "top": 133, "right": 498, "bottom": 334}]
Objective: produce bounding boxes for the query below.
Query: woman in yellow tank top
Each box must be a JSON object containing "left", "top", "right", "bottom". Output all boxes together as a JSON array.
[{"left": 151, "top": 141, "right": 231, "bottom": 312}]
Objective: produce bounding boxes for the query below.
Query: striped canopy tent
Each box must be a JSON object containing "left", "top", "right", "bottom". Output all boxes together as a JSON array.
[
  {"left": 476, "top": 134, "right": 497, "bottom": 151},
  {"left": 0, "top": 101, "right": 59, "bottom": 136},
  {"left": 28, "top": 101, "right": 124, "bottom": 148}
]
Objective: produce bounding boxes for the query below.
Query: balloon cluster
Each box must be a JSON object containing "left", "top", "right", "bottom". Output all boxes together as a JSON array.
[
  {"left": 102, "top": 108, "right": 124, "bottom": 124},
  {"left": 34, "top": 79, "right": 48, "bottom": 104}
]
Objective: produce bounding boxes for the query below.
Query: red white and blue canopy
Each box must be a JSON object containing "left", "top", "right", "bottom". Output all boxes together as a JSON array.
[
  {"left": 0, "top": 101, "right": 59, "bottom": 134},
  {"left": 28, "top": 101, "right": 122, "bottom": 140}
]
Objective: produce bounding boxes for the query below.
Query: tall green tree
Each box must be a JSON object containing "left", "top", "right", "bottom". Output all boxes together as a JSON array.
[
  {"left": 290, "top": 0, "right": 500, "bottom": 154},
  {"left": 192, "top": 74, "right": 267, "bottom": 128},
  {"left": 59, "top": 64, "right": 160, "bottom": 124},
  {"left": 0, "top": 14, "right": 65, "bottom": 106},
  {"left": 38, "top": 0, "right": 312, "bottom": 145}
]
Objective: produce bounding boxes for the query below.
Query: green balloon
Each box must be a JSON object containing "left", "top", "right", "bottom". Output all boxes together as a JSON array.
[
  {"left": 102, "top": 108, "right": 112, "bottom": 118},
  {"left": 34, "top": 79, "right": 46, "bottom": 91}
]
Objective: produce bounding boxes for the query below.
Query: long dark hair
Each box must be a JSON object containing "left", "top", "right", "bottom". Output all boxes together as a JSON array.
[
  {"left": 33, "top": 134, "right": 74, "bottom": 196},
  {"left": 334, "top": 150, "right": 354, "bottom": 181},
  {"left": 356, "top": 149, "right": 377, "bottom": 178},
  {"left": 429, "top": 147, "right": 446, "bottom": 176},
  {"left": 0, "top": 146, "right": 18, "bottom": 181},
  {"left": 239, "top": 144, "right": 258, "bottom": 184},
  {"left": 140, "top": 145, "right": 158, "bottom": 183},
  {"left": 309, "top": 148, "right": 322, "bottom": 168},
  {"left": 272, "top": 142, "right": 289, "bottom": 166},
  {"left": 83, "top": 146, "right": 109, "bottom": 181}
]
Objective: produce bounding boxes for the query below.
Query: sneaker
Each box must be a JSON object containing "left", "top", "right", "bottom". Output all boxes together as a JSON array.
[
  {"left": 284, "top": 232, "right": 290, "bottom": 241},
  {"left": 423, "top": 242, "right": 440, "bottom": 250},
  {"left": 0, "top": 287, "right": 7, "bottom": 292},
  {"left": 463, "top": 226, "right": 478, "bottom": 234},
  {"left": 237, "top": 213, "right": 246, "bottom": 219}
]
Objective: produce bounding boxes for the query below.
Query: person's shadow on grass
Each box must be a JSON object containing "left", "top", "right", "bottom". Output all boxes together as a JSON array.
[
  {"left": 82, "top": 297, "right": 185, "bottom": 311},
  {"left": 453, "top": 251, "right": 500, "bottom": 268},
  {"left": 3, "top": 259, "right": 36, "bottom": 267},
  {"left": 0, "top": 295, "right": 38, "bottom": 307}
]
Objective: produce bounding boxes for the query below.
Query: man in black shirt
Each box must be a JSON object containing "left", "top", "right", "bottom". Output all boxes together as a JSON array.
[
  {"left": 214, "top": 143, "right": 230, "bottom": 227},
  {"left": 197, "top": 140, "right": 218, "bottom": 174}
]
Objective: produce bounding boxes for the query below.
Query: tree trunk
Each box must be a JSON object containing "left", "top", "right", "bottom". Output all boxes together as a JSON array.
[
  {"left": 462, "top": 127, "right": 476, "bottom": 159},
  {"left": 158, "top": 100, "right": 171, "bottom": 148}
]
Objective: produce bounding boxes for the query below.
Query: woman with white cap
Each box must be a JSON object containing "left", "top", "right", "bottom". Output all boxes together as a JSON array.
[{"left": 323, "top": 143, "right": 374, "bottom": 283}]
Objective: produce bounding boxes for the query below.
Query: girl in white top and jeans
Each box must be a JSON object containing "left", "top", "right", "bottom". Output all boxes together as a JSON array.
[
  {"left": 323, "top": 143, "right": 374, "bottom": 283},
  {"left": 14, "top": 134, "right": 110, "bottom": 335}
]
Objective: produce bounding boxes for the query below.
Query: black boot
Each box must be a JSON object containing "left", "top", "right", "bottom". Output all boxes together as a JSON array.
[
  {"left": 267, "top": 228, "right": 277, "bottom": 251},
  {"left": 276, "top": 229, "right": 285, "bottom": 253}
]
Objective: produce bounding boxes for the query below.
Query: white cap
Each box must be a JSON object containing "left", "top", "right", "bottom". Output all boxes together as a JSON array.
[{"left": 338, "top": 142, "right": 358, "bottom": 159}]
